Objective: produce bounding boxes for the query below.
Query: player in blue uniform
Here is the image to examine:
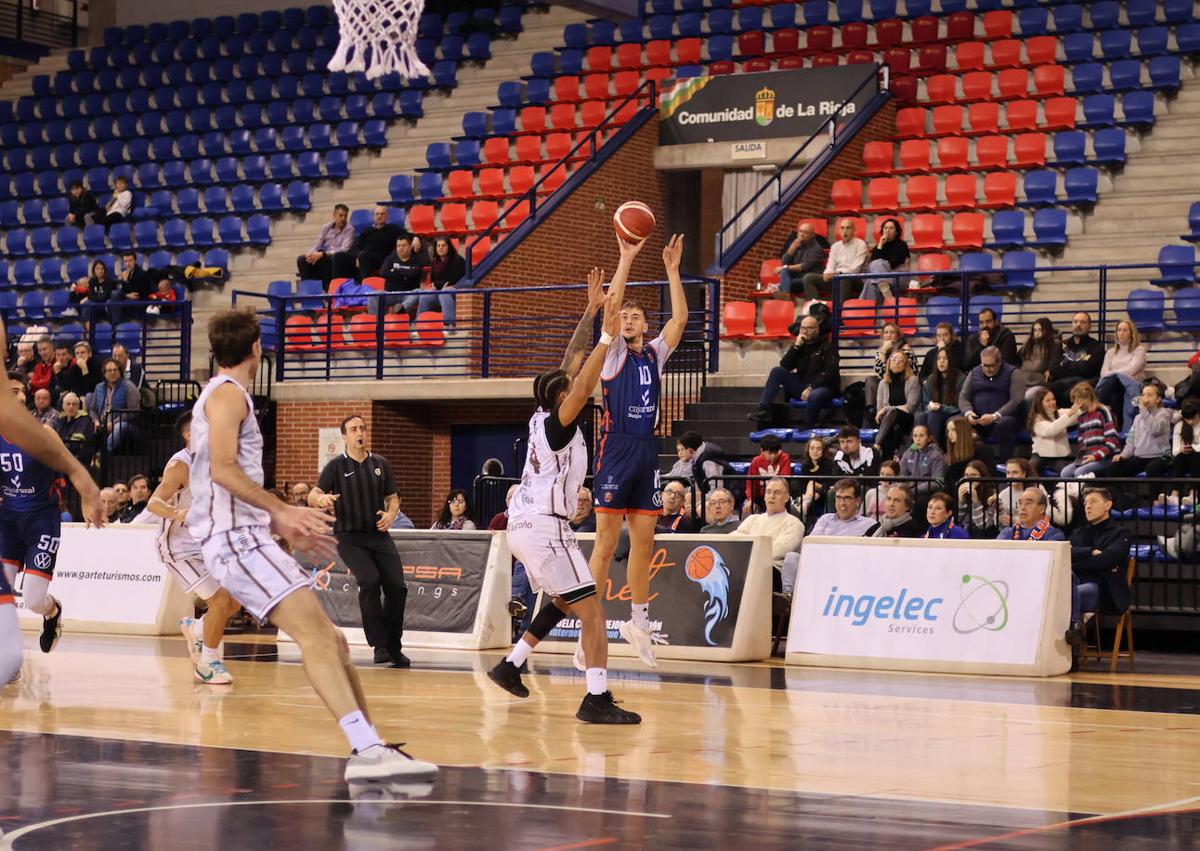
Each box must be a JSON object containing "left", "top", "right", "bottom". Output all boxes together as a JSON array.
[{"left": 588, "top": 234, "right": 688, "bottom": 667}]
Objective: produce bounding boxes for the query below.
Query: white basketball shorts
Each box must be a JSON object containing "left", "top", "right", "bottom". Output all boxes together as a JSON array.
[
  {"left": 200, "top": 527, "right": 311, "bottom": 622},
  {"left": 506, "top": 514, "right": 596, "bottom": 604}
]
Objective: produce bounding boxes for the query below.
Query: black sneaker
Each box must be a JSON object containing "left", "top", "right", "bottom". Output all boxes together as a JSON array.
[
  {"left": 487, "top": 659, "right": 529, "bottom": 698},
  {"left": 746, "top": 407, "right": 770, "bottom": 423},
  {"left": 576, "top": 691, "right": 641, "bottom": 724},
  {"left": 390, "top": 652, "right": 411, "bottom": 669},
  {"left": 1065, "top": 621, "right": 1086, "bottom": 648},
  {"left": 39, "top": 601, "right": 62, "bottom": 653},
  {"left": 373, "top": 647, "right": 393, "bottom": 664}
]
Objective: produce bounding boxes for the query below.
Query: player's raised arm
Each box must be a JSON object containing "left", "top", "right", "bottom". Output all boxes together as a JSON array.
[
  {"left": 661, "top": 233, "right": 688, "bottom": 349},
  {"left": 559, "top": 266, "right": 607, "bottom": 378},
  {"left": 557, "top": 285, "right": 621, "bottom": 427},
  {"left": 147, "top": 459, "right": 189, "bottom": 523}
]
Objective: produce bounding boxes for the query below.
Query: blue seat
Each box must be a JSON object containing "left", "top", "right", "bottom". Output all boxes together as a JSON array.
[
  {"left": 204, "top": 186, "right": 230, "bottom": 215},
  {"left": 162, "top": 218, "right": 188, "bottom": 249},
  {"left": 1120, "top": 91, "right": 1156, "bottom": 129},
  {"left": 189, "top": 216, "right": 215, "bottom": 248},
  {"left": 454, "top": 139, "right": 480, "bottom": 168},
  {"left": 1000, "top": 252, "right": 1037, "bottom": 291},
  {"left": 1069, "top": 64, "right": 1103, "bottom": 97},
  {"left": 1020, "top": 170, "right": 1058, "bottom": 207},
  {"left": 1063, "top": 168, "right": 1098, "bottom": 206},
  {"left": 225, "top": 184, "right": 254, "bottom": 214},
  {"left": 325, "top": 150, "right": 349, "bottom": 179},
  {"left": 30, "top": 227, "right": 55, "bottom": 255},
  {"left": 1081, "top": 95, "right": 1116, "bottom": 128},
  {"left": 22, "top": 199, "right": 45, "bottom": 225},
  {"left": 45, "top": 287, "right": 69, "bottom": 313},
  {"left": 388, "top": 175, "right": 414, "bottom": 206},
  {"left": 1127, "top": 288, "right": 1166, "bottom": 331},
  {"left": 835, "top": 0, "right": 863, "bottom": 23},
  {"left": 21, "top": 290, "right": 45, "bottom": 320},
  {"left": 259, "top": 182, "right": 283, "bottom": 212},
  {"left": 959, "top": 252, "right": 993, "bottom": 279},
  {"left": 1089, "top": 1, "right": 1120, "bottom": 29},
  {"left": 176, "top": 188, "right": 201, "bottom": 217},
  {"left": 1150, "top": 245, "right": 1198, "bottom": 287},
  {"left": 133, "top": 220, "right": 159, "bottom": 249},
  {"left": 108, "top": 223, "right": 133, "bottom": 252},
  {"left": 0, "top": 292, "right": 16, "bottom": 321},
  {"left": 1169, "top": 288, "right": 1200, "bottom": 332},
  {"left": 247, "top": 213, "right": 272, "bottom": 245},
  {"left": 1183, "top": 202, "right": 1200, "bottom": 244},
  {"left": 13, "top": 259, "right": 38, "bottom": 287},
  {"left": 968, "top": 295, "right": 1003, "bottom": 330},
  {"left": 1029, "top": 209, "right": 1068, "bottom": 251},
  {"left": 268, "top": 153, "right": 294, "bottom": 181},
  {"left": 333, "top": 122, "right": 359, "bottom": 149},
  {"left": 1108, "top": 60, "right": 1142, "bottom": 92},
  {"left": 0, "top": 200, "right": 17, "bottom": 227},
  {"left": 363, "top": 120, "right": 387, "bottom": 148},
  {"left": 1177, "top": 22, "right": 1200, "bottom": 53},
  {"left": 1149, "top": 56, "right": 1182, "bottom": 91},
  {"left": 83, "top": 224, "right": 107, "bottom": 253},
  {"left": 1017, "top": 7, "right": 1048, "bottom": 36},
  {"left": 1089, "top": 128, "right": 1127, "bottom": 166},
  {"left": 286, "top": 182, "right": 311, "bottom": 212},
  {"left": 425, "top": 142, "right": 452, "bottom": 171},
  {"left": 1062, "top": 33, "right": 1094, "bottom": 63},
  {"left": 924, "top": 295, "right": 962, "bottom": 334},
  {"left": 1099, "top": 29, "right": 1131, "bottom": 61},
  {"left": 987, "top": 211, "right": 1026, "bottom": 249},
  {"left": 433, "top": 61, "right": 457, "bottom": 90},
  {"left": 55, "top": 226, "right": 81, "bottom": 254},
  {"left": 217, "top": 216, "right": 245, "bottom": 246}
]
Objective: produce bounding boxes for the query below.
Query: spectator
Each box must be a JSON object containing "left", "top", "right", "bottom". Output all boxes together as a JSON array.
[
  {"left": 1016, "top": 317, "right": 1060, "bottom": 399},
  {"left": 432, "top": 488, "right": 477, "bottom": 530},
  {"left": 1065, "top": 488, "right": 1132, "bottom": 666},
  {"left": 872, "top": 485, "right": 923, "bottom": 538},
  {"left": 87, "top": 358, "right": 140, "bottom": 453},
  {"left": 862, "top": 322, "right": 915, "bottom": 428},
  {"left": 667, "top": 430, "right": 725, "bottom": 486},
  {"left": 1148, "top": 398, "right": 1200, "bottom": 498},
  {"left": 995, "top": 457, "right": 1074, "bottom": 530},
  {"left": 297, "top": 203, "right": 357, "bottom": 286},
  {"left": 111, "top": 342, "right": 146, "bottom": 391},
  {"left": 919, "top": 322, "right": 965, "bottom": 380},
  {"left": 55, "top": 391, "right": 95, "bottom": 465},
  {"left": 746, "top": 433, "right": 793, "bottom": 513},
  {"left": 28, "top": 335, "right": 55, "bottom": 398},
  {"left": 146, "top": 277, "right": 179, "bottom": 316},
  {"left": 65, "top": 180, "right": 99, "bottom": 227},
  {"left": 863, "top": 459, "right": 900, "bottom": 521},
  {"left": 964, "top": 308, "right": 1019, "bottom": 369},
  {"left": 700, "top": 487, "right": 740, "bottom": 533},
  {"left": 916, "top": 344, "right": 964, "bottom": 443},
  {"left": 61, "top": 341, "right": 103, "bottom": 398},
  {"left": 71, "top": 259, "right": 117, "bottom": 322},
  {"left": 113, "top": 480, "right": 130, "bottom": 512},
  {"left": 117, "top": 251, "right": 154, "bottom": 303},
  {"left": 50, "top": 343, "right": 74, "bottom": 398},
  {"left": 821, "top": 218, "right": 869, "bottom": 304},
  {"left": 732, "top": 478, "right": 805, "bottom": 590},
  {"left": 289, "top": 482, "right": 312, "bottom": 506},
  {"left": 748, "top": 314, "right": 840, "bottom": 428},
  {"left": 119, "top": 473, "right": 150, "bottom": 522},
  {"left": 12, "top": 340, "right": 34, "bottom": 376},
  {"left": 378, "top": 234, "right": 426, "bottom": 316},
  {"left": 959, "top": 345, "right": 1024, "bottom": 461},
  {"left": 1107, "top": 381, "right": 1172, "bottom": 479},
  {"left": 958, "top": 459, "right": 1000, "bottom": 538},
  {"left": 778, "top": 220, "right": 828, "bottom": 298},
  {"left": 1028, "top": 387, "right": 1078, "bottom": 474},
  {"left": 1059, "top": 382, "right": 1122, "bottom": 479},
  {"left": 390, "top": 510, "right": 416, "bottom": 529},
  {"left": 923, "top": 491, "right": 968, "bottom": 539},
  {"left": 1049, "top": 311, "right": 1105, "bottom": 406},
  {"left": 944, "top": 416, "right": 996, "bottom": 485},
  {"left": 31, "top": 389, "right": 56, "bottom": 426},
  {"left": 1096, "top": 319, "right": 1147, "bottom": 430},
  {"left": 100, "top": 174, "right": 132, "bottom": 230},
  {"left": 570, "top": 487, "right": 595, "bottom": 533},
  {"left": 874, "top": 349, "right": 920, "bottom": 459},
  {"left": 351, "top": 205, "right": 405, "bottom": 279},
  {"left": 794, "top": 435, "right": 835, "bottom": 521},
  {"left": 833, "top": 425, "right": 879, "bottom": 476},
  {"left": 859, "top": 217, "right": 910, "bottom": 303},
  {"left": 809, "top": 478, "right": 880, "bottom": 536},
  {"left": 997, "top": 487, "right": 1065, "bottom": 541},
  {"left": 481, "top": 458, "right": 504, "bottom": 477},
  {"left": 426, "top": 236, "right": 465, "bottom": 329},
  {"left": 99, "top": 487, "right": 119, "bottom": 523},
  {"left": 657, "top": 480, "right": 696, "bottom": 533},
  {"left": 899, "top": 424, "right": 945, "bottom": 496}
]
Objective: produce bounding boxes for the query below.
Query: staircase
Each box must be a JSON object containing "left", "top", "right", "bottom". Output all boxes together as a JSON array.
[
  {"left": 661, "top": 385, "right": 768, "bottom": 464},
  {"left": 0, "top": 50, "right": 67, "bottom": 98}
]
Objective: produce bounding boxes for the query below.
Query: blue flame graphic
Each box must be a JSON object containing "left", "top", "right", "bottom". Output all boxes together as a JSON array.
[{"left": 686, "top": 546, "right": 730, "bottom": 645}]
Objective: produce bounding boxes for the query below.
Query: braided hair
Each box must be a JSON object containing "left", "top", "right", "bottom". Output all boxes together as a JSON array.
[{"left": 533, "top": 369, "right": 570, "bottom": 411}]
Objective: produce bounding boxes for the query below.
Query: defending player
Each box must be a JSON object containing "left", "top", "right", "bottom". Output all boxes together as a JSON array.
[
  {"left": 190, "top": 309, "right": 437, "bottom": 783},
  {"left": 588, "top": 234, "right": 688, "bottom": 667},
  {"left": 141, "top": 410, "right": 242, "bottom": 685},
  {"left": 488, "top": 269, "right": 640, "bottom": 723}
]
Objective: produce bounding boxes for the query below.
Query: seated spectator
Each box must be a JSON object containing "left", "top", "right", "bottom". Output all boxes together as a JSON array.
[
  {"left": 390, "top": 509, "right": 416, "bottom": 529},
  {"left": 960, "top": 345, "right": 1024, "bottom": 461},
  {"left": 667, "top": 430, "right": 725, "bottom": 486},
  {"left": 297, "top": 203, "right": 357, "bottom": 286},
  {"left": 379, "top": 235, "right": 426, "bottom": 316},
  {"left": 61, "top": 341, "right": 103, "bottom": 398},
  {"left": 859, "top": 217, "right": 910, "bottom": 303},
  {"left": 874, "top": 349, "right": 919, "bottom": 459},
  {"left": 50, "top": 343, "right": 74, "bottom": 398},
  {"left": 100, "top": 174, "right": 132, "bottom": 230},
  {"left": 916, "top": 338, "right": 964, "bottom": 444},
  {"left": 146, "top": 277, "right": 180, "bottom": 316},
  {"left": 1149, "top": 398, "right": 1200, "bottom": 504},
  {"left": 732, "top": 478, "right": 805, "bottom": 590},
  {"left": 793, "top": 435, "right": 835, "bottom": 521},
  {"left": 1049, "top": 311, "right": 1105, "bottom": 406},
  {"left": 995, "top": 458, "right": 1074, "bottom": 528},
  {"left": 872, "top": 485, "right": 924, "bottom": 538},
  {"left": 289, "top": 481, "right": 311, "bottom": 506},
  {"left": 1028, "top": 387, "right": 1077, "bottom": 474},
  {"left": 1066, "top": 487, "right": 1132, "bottom": 668},
  {"left": 570, "top": 487, "right": 596, "bottom": 533},
  {"left": 833, "top": 425, "right": 879, "bottom": 476},
  {"left": 71, "top": 260, "right": 117, "bottom": 323},
  {"left": 958, "top": 460, "right": 1000, "bottom": 538},
  {"left": 351, "top": 205, "right": 406, "bottom": 279},
  {"left": 1060, "top": 382, "right": 1122, "bottom": 479},
  {"left": 923, "top": 491, "right": 967, "bottom": 539},
  {"left": 487, "top": 484, "right": 519, "bottom": 531},
  {"left": 919, "top": 322, "right": 966, "bottom": 380},
  {"left": 111, "top": 342, "right": 146, "bottom": 391},
  {"left": 28, "top": 335, "right": 55, "bottom": 398},
  {"left": 118, "top": 473, "right": 150, "bottom": 522},
  {"left": 863, "top": 459, "right": 899, "bottom": 521},
  {"left": 66, "top": 180, "right": 99, "bottom": 227},
  {"left": 113, "top": 480, "right": 130, "bottom": 513},
  {"left": 432, "top": 488, "right": 477, "bottom": 530},
  {"left": 31, "top": 388, "right": 56, "bottom": 426},
  {"left": 12, "top": 340, "right": 34, "bottom": 376},
  {"left": 657, "top": 480, "right": 697, "bottom": 533},
  {"left": 55, "top": 392, "right": 95, "bottom": 465},
  {"left": 863, "top": 322, "right": 915, "bottom": 427},
  {"left": 88, "top": 358, "right": 141, "bottom": 453},
  {"left": 746, "top": 433, "right": 792, "bottom": 513},
  {"left": 964, "top": 307, "right": 1019, "bottom": 369},
  {"left": 748, "top": 314, "right": 840, "bottom": 428},
  {"left": 778, "top": 220, "right": 828, "bottom": 298},
  {"left": 117, "top": 251, "right": 154, "bottom": 303},
  {"left": 1108, "top": 381, "right": 1172, "bottom": 479},
  {"left": 810, "top": 478, "right": 880, "bottom": 537},
  {"left": 1016, "top": 318, "right": 1060, "bottom": 399},
  {"left": 426, "top": 236, "right": 465, "bottom": 330},
  {"left": 1096, "top": 319, "right": 1147, "bottom": 430},
  {"left": 821, "top": 218, "right": 869, "bottom": 304},
  {"left": 899, "top": 424, "right": 945, "bottom": 497},
  {"left": 700, "top": 487, "right": 740, "bottom": 533},
  {"left": 99, "top": 487, "right": 119, "bottom": 523},
  {"left": 997, "top": 487, "right": 1065, "bottom": 541}
]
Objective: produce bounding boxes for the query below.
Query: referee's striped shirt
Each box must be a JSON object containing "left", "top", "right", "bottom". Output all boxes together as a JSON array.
[{"left": 316, "top": 452, "right": 399, "bottom": 534}]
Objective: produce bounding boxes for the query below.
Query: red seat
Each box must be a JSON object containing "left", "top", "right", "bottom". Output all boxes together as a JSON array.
[
  {"left": 910, "top": 16, "right": 940, "bottom": 45},
  {"left": 915, "top": 44, "right": 947, "bottom": 76},
  {"left": 407, "top": 204, "right": 436, "bottom": 235},
  {"left": 1033, "top": 64, "right": 1065, "bottom": 97},
  {"left": 873, "top": 18, "right": 904, "bottom": 48},
  {"left": 580, "top": 100, "right": 606, "bottom": 128},
  {"left": 583, "top": 73, "right": 610, "bottom": 101},
  {"left": 611, "top": 98, "right": 639, "bottom": 124},
  {"left": 989, "top": 40, "right": 1022, "bottom": 69},
  {"left": 346, "top": 313, "right": 377, "bottom": 350},
  {"left": 1042, "top": 97, "right": 1076, "bottom": 131},
  {"left": 901, "top": 174, "right": 938, "bottom": 210},
  {"left": 312, "top": 315, "right": 350, "bottom": 351},
  {"left": 477, "top": 168, "right": 505, "bottom": 198},
  {"left": 708, "top": 60, "right": 735, "bottom": 75},
  {"left": 549, "top": 103, "right": 576, "bottom": 131},
  {"left": 897, "top": 139, "right": 932, "bottom": 172},
  {"left": 967, "top": 101, "right": 1001, "bottom": 135},
  {"left": 931, "top": 105, "right": 964, "bottom": 136},
  {"left": 759, "top": 258, "right": 782, "bottom": 289},
  {"left": 645, "top": 66, "right": 672, "bottom": 86},
  {"left": 896, "top": 107, "right": 926, "bottom": 137},
  {"left": 756, "top": 299, "right": 794, "bottom": 339},
  {"left": 515, "top": 135, "right": 542, "bottom": 163},
  {"left": 503, "top": 199, "right": 530, "bottom": 230},
  {"left": 645, "top": 40, "right": 672, "bottom": 67},
  {"left": 284, "top": 315, "right": 318, "bottom": 352},
  {"left": 772, "top": 28, "right": 800, "bottom": 54},
  {"left": 982, "top": 10, "right": 1013, "bottom": 40},
  {"left": 440, "top": 202, "right": 467, "bottom": 234},
  {"left": 916, "top": 252, "right": 952, "bottom": 284},
  {"left": 934, "top": 136, "right": 969, "bottom": 171},
  {"left": 676, "top": 38, "right": 702, "bottom": 64},
  {"left": 553, "top": 75, "right": 580, "bottom": 102},
  {"left": 1005, "top": 100, "right": 1039, "bottom": 132},
  {"left": 925, "top": 74, "right": 958, "bottom": 104},
  {"left": 841, "top": 22, "right": 869, "bottom": 50},
  {"left": 980, "top": 172, "right": 1017, "bottom": 208},
  {"left": 483, "top": 136, "right": 510, "bottom": 164},
  {"left": 519, "top": 106, "right": 546, "bottom": 133},
  {"left": 891, "top": 76, "right": 919, "bottom": 102},
  {"left": 960, "top": 71, "right": 994, "bottom": 102},
  {"left": 777, "top": 56, "right": 805, "bottom": 70},
  {"left": 811, "top": 53, "right": 838, "bottom": 68},
  {"left": 586, "top": 46, "right": 612, "bottom": 73},
  {"left": 880, "top": 296, "right": 918, "bottom": 336},
  {"left": 382, "top": 313, "right": 410, "bottom": 348},
  {"left": 614, "top": 43, "right": 641, "bottom": 70},
  {"left": 911, "top": 214, "right": 945, "bottom": 249},
  {"left": 470, "top": 200, "right": 498, "bottom": 232},
  {"left": 862, "top": 141, "right": 895, "bottom": 175},
  {"left": 842, "top": 216, "right": 868, "bottom": 241},
  {"left": 545, "top": 132, "right": 572, "bottom": 161},
  {"left": 840, "top": 299, "right": 878, "bottom": 338},
  {"left": 804, "top": 26, "right": 833, "bottom": 53},
  {"left": 997, "top": 69, "right": 1030, "bottom": 100},
  {"left": 1012, "top": 133, "right": 1047, "bottom": 168},
  {"left": 943, "top": 174, "right": 978, "bottom": 209},
  {"left": 362, "top": 276, "right": 385, "bottom": 291},
  {"left": 882, "top": 48, "right": 911, "bottom": 75},
  {"left": 413, "top": 311, "right": 445, "bottom": 348},
  {"left": 975, "top": 135, "right": 1009, "bottom": 169},
  {"left": 470, "top": 237, "right": 490, "bottom": 267},
  {"left": 537, "top": 162, "right": 567, "bottom": 193},
  {"left": 1025, "top": 36, "right": 1058, "bottom": 67},
  {"left": 798, "top": 218, "right": 828, "bottom": 239},
  {"left": 612, "top": 70, "right": 639, "bottom": 97},
  {"left": 954, "top": 42, "right": 985, "bottom": 72},
  {"left": 945, "top": 12, "right": 976, "bottom": 42},
  {"left": 949, "top": 212, "right": 985, "bottom": 249},
  {"left": 720, "top": 301, "right": 756, "bottom": 340},
  {"left": 829, "top": 179, "right": 862, "bottom": 214},
  {"left": 447, "top": 169, "right": 474, "bottom": 199},
  {"left": 864, "top": 177, "right": 900, "bottom": 212},
  {"left": 742, "top": 57, "right": 772, "bottom": 73},
  {"left": 735, "top": 32, "right": 764, "bottom": 58},
  {"left": 508, "top": 165, "right": 534, "bottom": 196},
  {"left": 846, "top": 50, "right": 875, "bottom": 65}
]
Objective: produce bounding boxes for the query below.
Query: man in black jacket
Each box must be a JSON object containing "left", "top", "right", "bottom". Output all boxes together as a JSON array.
[
  {"left": 748, "top": 314, "right": 840, "bottom": 427},
  {"left": 351, "top": 206, "right": 407, "bottom": 278},
  {"left": 1050, "top": 311, "right": 1106, "bottom": 406},
  {"left": 378, "top": 235, "right": 426, "bottom": 316},
  {"left": 778, "top": 221, "right": 828, "bottom": 298},
  {"left": 1066, "top": 487, "right": 1132, "bottom": 665},
  {"left": 963, "top": 308, "right": 1019, "bottom": 369}
]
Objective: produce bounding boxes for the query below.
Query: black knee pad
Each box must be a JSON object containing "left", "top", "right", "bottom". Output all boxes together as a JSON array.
[{"left": 526, "top": 599, "right": 570, "bottom": 641}]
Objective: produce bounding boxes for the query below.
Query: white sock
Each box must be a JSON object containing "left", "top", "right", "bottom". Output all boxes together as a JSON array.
[
  {"left": 201, "top": 645, "right": 220, "bottom": 664},
  {"left": 631, "top": 603, "right": 651, "bottom": 631},
  {"left": 585, "top": 667, "right": 607, "bottom": 696},
  {"left": 339, "top": 710, "right": 384, "bottom": 753},
  {"left": 506, "top": 639, "right": 534, "bottom": 667}
]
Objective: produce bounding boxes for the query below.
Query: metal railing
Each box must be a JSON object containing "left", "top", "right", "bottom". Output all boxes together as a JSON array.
[
  {"left": 71, "top": 300, "right": 193, "bottom": 381},
  {"left": 0, "top": 0, "right": 78, "bottom": 48}
]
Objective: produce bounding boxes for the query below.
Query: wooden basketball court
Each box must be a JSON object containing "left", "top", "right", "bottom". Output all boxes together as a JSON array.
[{"left": 2, "top": 631, "right": 1199, "bottom": 849}]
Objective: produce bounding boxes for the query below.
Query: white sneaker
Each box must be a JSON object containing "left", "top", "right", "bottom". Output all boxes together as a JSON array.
[
  {"left": 573, "top": 642, "right": 586, "bottom": 672},
  {"left": 181, "top": 617, "right": 202, "bottom": 666},
  {"left": 345, "top": 743, "right": 439, "bottom": 783},
  {"left": 194, "top": 658, "right": 233, "bottom": 685},
  {"left": 620, "top": 621, "right": 658, "bottom": 668}
]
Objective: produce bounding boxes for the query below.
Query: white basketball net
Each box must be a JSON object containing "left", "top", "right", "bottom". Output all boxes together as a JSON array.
[{"left": 328, "top": 0, "right": 430, "bottom": 81}]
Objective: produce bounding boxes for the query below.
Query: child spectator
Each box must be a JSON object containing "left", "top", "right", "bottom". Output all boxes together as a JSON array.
[
  {"left": 746, "top": 433, "right": 792, "bottom": 512},
  {"left": 863, "top": 459, "right": 900, "bottom": 521},
  {"left": 794, "top": 436, "right": 834, "bottom": 521},
  {"left": 898, "top": 424, "right": 945, "bottom": 497},
  {"left": 66, "top": 180, "right": 99, "bottom": 227},
  {"left": 1027, "top": 387, "right": 1078, "bottom": 474},
  {"left": 1060, "top": 382, "right": 1122, "bottom": 478},
  {"left": 145, "top": 278, "right": 179, "bottom": 316},
  {"left": 101, "top": 175, "right": 132, "bottom": 230}
]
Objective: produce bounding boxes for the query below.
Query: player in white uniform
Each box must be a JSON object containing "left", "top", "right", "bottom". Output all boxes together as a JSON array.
[
  {"left": 190, "top": 309, "right": 438, "bottom": 783},
  {"left": 139, "top": 410, "right": 241, "bottom": 685},
  {"left": 487, "top": 269, "right": 640, "bottom": 724}
]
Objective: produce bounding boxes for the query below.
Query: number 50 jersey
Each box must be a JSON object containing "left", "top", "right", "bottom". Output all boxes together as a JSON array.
[{"left": 0, "top": 431, "right": 58, "bottom": 513}]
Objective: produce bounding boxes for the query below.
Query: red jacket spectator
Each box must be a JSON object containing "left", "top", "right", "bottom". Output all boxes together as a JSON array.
[{"left": 746, "top": 449, "right": 792, "bottom": 505}]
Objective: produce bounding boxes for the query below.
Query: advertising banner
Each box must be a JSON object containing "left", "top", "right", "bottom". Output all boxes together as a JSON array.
[
  {"left": 658, "top": 65, "right": 879, "bottom": 146},
  {"left": 787, "top": 538, "right": 1073, "bottom": 676}
]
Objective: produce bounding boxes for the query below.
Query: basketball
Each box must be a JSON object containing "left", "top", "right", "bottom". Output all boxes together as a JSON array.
[
  {"left": 613, "top": 201, "right": 656, "bottom": 244},
  {"left": 686, "top": 546, "right": 716, "bottom": 581}
]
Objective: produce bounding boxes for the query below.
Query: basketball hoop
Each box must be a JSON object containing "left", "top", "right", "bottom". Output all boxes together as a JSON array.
[{"left": 328, "top": 0, "right": 430, "bottom": 81}]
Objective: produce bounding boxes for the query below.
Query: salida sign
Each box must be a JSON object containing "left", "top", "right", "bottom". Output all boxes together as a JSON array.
[{"left": 658, "top": 65, "right": 879, "bottom": 146}]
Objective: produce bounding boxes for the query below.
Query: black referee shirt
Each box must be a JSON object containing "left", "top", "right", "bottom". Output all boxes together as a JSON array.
[{"left": 316, "top": 452, "right": 399, "bottom": 534}]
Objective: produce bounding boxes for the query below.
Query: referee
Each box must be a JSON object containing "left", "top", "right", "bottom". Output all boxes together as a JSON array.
[{"left": 309, "top": 414, "right": 410, "bottom": 668}]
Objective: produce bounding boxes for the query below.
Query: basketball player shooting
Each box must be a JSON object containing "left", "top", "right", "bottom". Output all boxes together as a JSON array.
[{"left": 590, "top": 233, "right": 688, "bottom": 668}]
